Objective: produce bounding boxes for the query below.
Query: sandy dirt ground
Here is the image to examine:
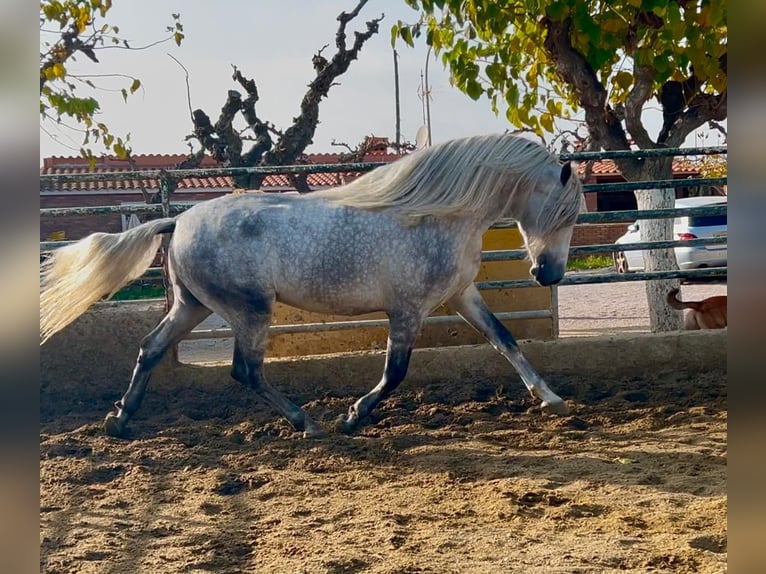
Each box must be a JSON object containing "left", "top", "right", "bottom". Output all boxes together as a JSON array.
[{"left": 40, "top": 276, "right": 727, "bottom": 573}]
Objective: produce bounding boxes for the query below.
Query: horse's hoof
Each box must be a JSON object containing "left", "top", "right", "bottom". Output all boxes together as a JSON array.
[
  {"left": 104, "top": 413, "right": 127, "bottom": 438},
  {"left": 302, "top": 420, "right": 327, "bottom": 439},
  {"left": 541, "top": 400, "right": 570, "bottom": 416},
  {"left": 333, "top": 414, "right": 357, "bottom": 435}
]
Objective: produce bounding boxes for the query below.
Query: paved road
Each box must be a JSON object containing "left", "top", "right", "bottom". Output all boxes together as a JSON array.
[{"left": 556, "top": 270, "right": 726, "bottom": 337}]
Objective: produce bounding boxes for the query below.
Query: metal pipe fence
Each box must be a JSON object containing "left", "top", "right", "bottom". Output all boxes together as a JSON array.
[{"left": 39, "top": 145, "right": 727, "bottom": 338}]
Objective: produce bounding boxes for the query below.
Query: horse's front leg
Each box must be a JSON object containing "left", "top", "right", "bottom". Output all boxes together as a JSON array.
[
  {"left": 336, "top": 313, "right": 421, "bottom": 434},
  {"left": 447, "top": 284, "right": 569, "bottom": 415}
]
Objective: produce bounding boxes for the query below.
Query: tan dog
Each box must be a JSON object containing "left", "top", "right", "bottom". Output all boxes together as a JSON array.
[{"left": 667, "top": 287, "right": 727, "bottom": 330}]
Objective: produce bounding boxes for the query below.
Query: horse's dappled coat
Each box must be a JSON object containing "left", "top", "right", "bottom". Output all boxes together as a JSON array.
[{"left": 40, "top": 133, "right": 584, "bottom": 438}]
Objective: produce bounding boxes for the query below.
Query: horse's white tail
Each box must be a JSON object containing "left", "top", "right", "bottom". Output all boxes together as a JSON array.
[{"left": 40, "top": 217, "right": 176, "bottom": 345}]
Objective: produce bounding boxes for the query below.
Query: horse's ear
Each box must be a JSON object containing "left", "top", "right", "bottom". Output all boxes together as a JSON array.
[{"left": 560, "top": 162, "right": 573, "bottom": 185}]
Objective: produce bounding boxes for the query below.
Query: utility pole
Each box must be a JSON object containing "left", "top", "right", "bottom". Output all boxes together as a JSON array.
[
  {"left": 393, "top": 48, "right": 401, "bottom": 149},
  {"left": 424, "top": 45, "right": 432, "bottom": 145}
]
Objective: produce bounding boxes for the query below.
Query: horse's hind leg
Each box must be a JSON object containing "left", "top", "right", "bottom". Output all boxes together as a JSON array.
[
  {"left": 447, "top": 284, "right": 569, "bottom": 415},
  {"left": 104, "top": 290, "right": 211, "bottom": 437},
  {"left": 336, "top": 312, "right": 421, "bottom": 434},
  {"left": 230, "top": 315, "right": 324, "bottom": 438}
]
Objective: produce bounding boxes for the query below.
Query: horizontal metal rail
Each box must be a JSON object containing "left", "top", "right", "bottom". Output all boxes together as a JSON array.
[
  {"left": 183, "top": 309, "right": 553, "bottom": 339},
  {"left": 39, "top": 162, "right": 388, "bottom": 186},
  {"left": 559, "top": 145, "right": 726, "bottom": 162},
  {"left": 42, "top": 173, "right": 726, "bottom": 195},
  {"left": 40, "top": 204, "right": 189, "bottom": 218},
  {"left": 480, "top": 236, "right": 727, "bottom": 262},
  {"left": 45, "top": 235, "right": 726, "bottom": 280},
  {"left": 38, "top": 145, "right": 727, "bottom": 186},
  {"left": 559, "top": 267, "right": 727, "bottom": 285},
  {"left": 575, "top": 204, "right": 726, "bottom": 224},
  {"left": 571, "top": 236, "right": 726, "bottom": 256},
  {"left": 477, "top": 267, "right": 726, "bottom": 290},
  {"left": 39, "top": 203, "right": 726, "bottom": 228},
  {"left": 582, "top": 177, "right": 726, "bottom": 193},
  {"left": 121, "top": 264, "right": 727, "bottom": 302},
  {"left": 42, "top": 235, "right": 727, "bottom": 257}
]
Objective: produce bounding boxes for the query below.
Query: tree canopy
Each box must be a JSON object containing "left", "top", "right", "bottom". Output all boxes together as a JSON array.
[
  {"left": 393, "top": 0, "right": 727, "bottom": 177},
  {"left": 393, "top": 0, "right": 727, "bottom": 332},
  {"left": 40, "top": 0, "right": 184, "bottom": 161}
]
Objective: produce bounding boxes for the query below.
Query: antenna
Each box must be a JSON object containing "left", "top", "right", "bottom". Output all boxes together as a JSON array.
[
  {"left": 424, "top": 45, "right": 432, "bottom": 146},
  {"left": 416, "top": 46, "right": 434, "bottom": 148}
]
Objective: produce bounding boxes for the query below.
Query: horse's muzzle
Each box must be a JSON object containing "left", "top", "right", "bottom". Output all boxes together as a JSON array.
[{"left": 530, "top": 256, "right": 565, "bottom": 286}]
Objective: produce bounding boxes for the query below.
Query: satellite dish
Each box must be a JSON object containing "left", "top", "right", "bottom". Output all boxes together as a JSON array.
[{"left": 415, "top": 125, "right": 430, "bottom": 149}]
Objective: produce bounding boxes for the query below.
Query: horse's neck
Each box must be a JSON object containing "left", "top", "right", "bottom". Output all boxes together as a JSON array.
[
  {"left": 475, "top": 206, "right": 513, "bottom": 233},
  {"left": 492, "top": 193, "right": 530, "bottom": 230}
]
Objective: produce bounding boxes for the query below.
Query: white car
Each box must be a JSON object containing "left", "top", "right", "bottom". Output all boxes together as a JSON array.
[{"left": 613, "top": 196, "right": 727, "bottom": 273}]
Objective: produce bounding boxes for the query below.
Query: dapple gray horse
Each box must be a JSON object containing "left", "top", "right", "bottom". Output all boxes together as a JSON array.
[{"left": 40, "top": 134, "right": 584, "bottom": 438}]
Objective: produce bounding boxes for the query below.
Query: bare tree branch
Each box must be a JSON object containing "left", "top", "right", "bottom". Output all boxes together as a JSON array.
[
  {"left": 264, "top": 3, "right": 384, "bottom": 167},
  {"left": 331, "top": 139, "right": 357, "bottom": 155},
  {"left": 624, "top": 65, "right": 656, "bottom": 149},
  {"left": 541, "top": 17, "right": 639, "bottom": 177},
  {"left": 707, "top": 119, "right": 727, "bottom": 141},
  {"left": 214, "top": 90, "right": 245, "bottom": 166},
  {"left": 168, "top": 53, "right": 194, "bottom": 123},
  {"left": 182, "top": 0, "right": 383, "bottom": 191},
  {"left": 336, "top": 0, "right": 369, "bottom": 51},
  {"left": 664, "top": 91, "right": 727, "bottom": 148},
  {"left": 505, "top": 127, "right": 547, "bottom": 148}
]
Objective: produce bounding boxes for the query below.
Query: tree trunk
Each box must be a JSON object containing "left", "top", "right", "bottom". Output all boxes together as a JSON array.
[{"left": 635, "top": 158, "right": 683, "bottom": 332}]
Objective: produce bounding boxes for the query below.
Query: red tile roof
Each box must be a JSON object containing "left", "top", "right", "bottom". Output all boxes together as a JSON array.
[
  {"left": 581, "top": 158, "right": 699, "bottom": 177},
  {"left": 40, "top": 151, "right": 403, "bottom": 192},
  {"left": 40, "top": 149, "right": 701, "bottom": 192}
]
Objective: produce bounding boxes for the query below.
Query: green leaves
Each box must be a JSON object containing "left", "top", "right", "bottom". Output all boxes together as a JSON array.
[
  {"left": 116, "top": 77, "right": 140, "bottom": 104},
  {"left": 42, "top": 62, "right": 67, "bottom": 81},
  {"left": 391, "top": 20, "right": 416, "bottom": 47},
  {"left": 392, "top": 0, "right": 727, "bottom": 139},
  {"left": 614, "top": 71, "right": 634, "bottom": 92},
  {"left": 485, "top": 61, "right": 506, "bottom": 86},
  {"left": 41, "top": 1, "right": 186, "bottom": 158},
  {"left": 539, "top": 112, "right": 554, "bottom": 133},
  {"left": 465, "top": 79, "right": 483, "bottom": 100},
  {"left": 400, "top": 26, "right": 414, "bottom": 47},
  {"left": 167, "top": 12, "right": 185, "bottom": 46}
]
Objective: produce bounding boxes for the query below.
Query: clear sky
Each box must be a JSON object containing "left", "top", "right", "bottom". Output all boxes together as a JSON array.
[{"left": 39, "top": 0, "right": 725, "bottom": 162}]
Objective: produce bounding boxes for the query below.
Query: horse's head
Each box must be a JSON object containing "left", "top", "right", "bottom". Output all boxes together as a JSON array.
[{"left": 514, "top": 161, "right": 584, "bottom": 287}]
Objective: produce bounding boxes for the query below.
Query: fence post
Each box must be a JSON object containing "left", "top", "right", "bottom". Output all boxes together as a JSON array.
[{"left": 159, "top": 173, "right": 178, "bottom": 362}]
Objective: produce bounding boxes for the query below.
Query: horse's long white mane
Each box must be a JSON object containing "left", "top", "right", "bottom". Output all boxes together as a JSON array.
[{"left": 312, "top": 133, "right": 581, "bottom": 228}]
